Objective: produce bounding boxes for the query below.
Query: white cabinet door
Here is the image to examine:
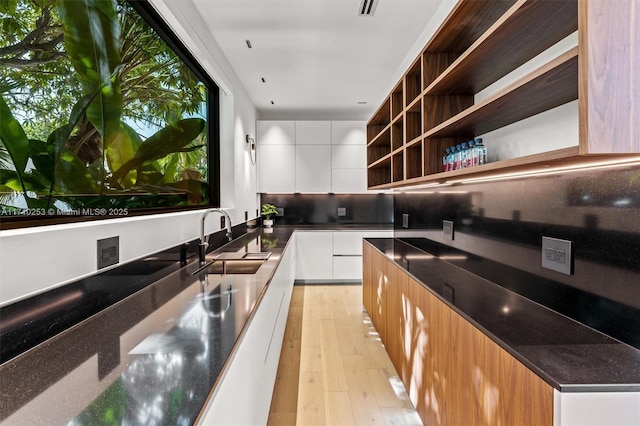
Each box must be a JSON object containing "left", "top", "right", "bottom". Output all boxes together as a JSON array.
[
  {"left": 296, "top": 121, "right": 331, "bottom": 145},
  {"left": 331, "top": 121, "right": 366, "bottom": 145},
  {"left": 295, "top": 145, "right": 331, "bottom": 193},
  {"left": 295, "top": 232, "right": 333, "bottom": 280},
  {"left": 258, "top": 145, "right": 295, "bottom": 193},
  {"left": 332, "top": 231, "right": 393, "bottom": 255},
  {"left": 332, "top": 256, "right": 362, "bottom": 280},
  {"left": 332, "top": 145, "right": 367, "bottom": 169},
  {"left": 257, "top": 121, "right": 295, "bottom": 145},
  {"left": 331, "top": 169, "right": 368, "bottom": 193}
]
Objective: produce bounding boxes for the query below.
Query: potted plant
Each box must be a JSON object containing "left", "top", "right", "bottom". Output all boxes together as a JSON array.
[{"left": 261, "top": 203, "right": 278, "bottom": 228}]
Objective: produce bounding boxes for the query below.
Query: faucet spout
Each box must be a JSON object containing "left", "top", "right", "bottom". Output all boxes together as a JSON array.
[{"left": 199, "top": 208, "right": 233, "bottom": 264}]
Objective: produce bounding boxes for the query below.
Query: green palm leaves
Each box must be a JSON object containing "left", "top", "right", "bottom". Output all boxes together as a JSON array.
[{"left": 0, "top": 0, "right": 208, "bottom": 211}]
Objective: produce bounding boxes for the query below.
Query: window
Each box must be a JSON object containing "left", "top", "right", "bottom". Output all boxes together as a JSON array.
[{"left": 0, "top": 0, "right": 219, "bottom": 228}]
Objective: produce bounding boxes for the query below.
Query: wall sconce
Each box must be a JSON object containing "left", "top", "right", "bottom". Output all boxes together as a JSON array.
[{"left": 246, "top": 135, "right": 256, "bottom": 165}]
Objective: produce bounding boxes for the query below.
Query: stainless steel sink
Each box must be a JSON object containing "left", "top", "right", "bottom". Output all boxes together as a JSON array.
[{"left": 194, "top": 252, "right": 271, "bottom": 275}]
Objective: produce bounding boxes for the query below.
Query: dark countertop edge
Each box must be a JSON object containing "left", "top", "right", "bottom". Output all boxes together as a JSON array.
[{"left": 364, "top": 238, "right": 640, "bottom": 393}]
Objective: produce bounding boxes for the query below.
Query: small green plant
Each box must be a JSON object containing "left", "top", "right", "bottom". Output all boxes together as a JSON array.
[{"left": 261, "top": 203, "right": 278, "bottom": 219}]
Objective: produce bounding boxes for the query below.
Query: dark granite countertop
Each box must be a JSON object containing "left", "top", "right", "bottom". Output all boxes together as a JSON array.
[
  {"left": 0, "top": 224, "right": 391, "bottom": 425},
  {"left": 0, "top": 227, "right": 294, "bottom": 425},
  {"left": 366, "top": 237, "right": 640, "bottom": 392}
]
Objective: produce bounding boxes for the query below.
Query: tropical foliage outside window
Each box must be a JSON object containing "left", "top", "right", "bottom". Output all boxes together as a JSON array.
[{"left": 0, "top": 0, "right": 215, "bottom": 223}]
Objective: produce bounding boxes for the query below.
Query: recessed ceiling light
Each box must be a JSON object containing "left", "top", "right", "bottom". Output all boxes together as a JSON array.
[
  {"left": 357, "top": 101, "right": 367, "bottom": 104},
  {"left": 245, "top": 40, "right": 252, "bottom": 48},
  {"left": 270, "top": 101, "right": 274, "bottom": 105},
  {"left": 261, "top": 77, "right": 266, "bottom": 83}
]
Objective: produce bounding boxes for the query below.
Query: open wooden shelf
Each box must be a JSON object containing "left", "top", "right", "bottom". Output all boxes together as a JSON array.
[
  {"left": 392, "top": 117, "right": 404, "bottom": 151},
  {"left": 391, "top": 82, "right": 404, "bottom": 120},
  {"left": 405, "top": 59, "right": 422, "bottom": 107},
  {"left": 367, "top": 126, "right": 391, "bottom": 165},
  {"left": 426, "top": 48, "right": 578, "bottom": 138},
  {"left": 425, "top": 0, "right": 577, "bottom": 95},
  {"left": 366, "top": 0, "right": 639, "bottom": 190}
]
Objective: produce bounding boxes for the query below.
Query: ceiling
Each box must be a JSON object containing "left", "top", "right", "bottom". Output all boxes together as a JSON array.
[{"left": 191, "top": 0, "right": 444, "bottom": 120}]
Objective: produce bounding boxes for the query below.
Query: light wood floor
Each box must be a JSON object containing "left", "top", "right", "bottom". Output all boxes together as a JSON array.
[{"left": 268, "top": 285, "right": 422, "bottom": 426}]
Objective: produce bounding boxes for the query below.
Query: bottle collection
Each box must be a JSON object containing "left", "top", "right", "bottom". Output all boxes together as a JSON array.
[{"left": 442, "top": 138, "right": 487, "bottom": 172}]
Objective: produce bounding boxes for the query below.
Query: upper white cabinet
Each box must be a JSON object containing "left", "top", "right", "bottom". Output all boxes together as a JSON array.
[
  {"left": 258, "top": 145, "right": 295, "bottom": 193},
  {"left": 332, "top": 145, "right": 366, "bottom": 169},
  {"left": 296, "top": 121, "right": 331, "bottom": 145},
  {"left": 331, "top": 121, "right": 366, "bottom": 145},
  {"left": 295, "top": 145, "right": 332, "bottom": 192},
  {"left": 257, "top": 121, "right": 295, "bottom": 145},
  {"left": 257, "top": 120, "right": 367, "bottom": 193}
]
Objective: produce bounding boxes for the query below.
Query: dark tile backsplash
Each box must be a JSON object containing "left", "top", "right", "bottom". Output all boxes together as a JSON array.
[
  {"left": 393, "top": 164, "right": 640, "bottom": 349},
  {"left": 260, "top": 193, "right": 394, "bottom": 225}
]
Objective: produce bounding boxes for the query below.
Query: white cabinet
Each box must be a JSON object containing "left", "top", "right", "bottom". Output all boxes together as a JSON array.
[
  {"left": 332, "top": 256, "right": 363, "bottom": 280},
  {"left": 295, "top": 231, "right": 333, "bottom": 280},
  {"left": 331, "top": 121, "right": 366, "bottom": 145},
  {"left": 331, "top": 231, "right": 392, "bottom": 280},
  {"left": 554, "top": 390, "right": 640, "bottom": 426},
  {"left": 296, "top": 121, "right": 331, "bottom": 145},
  {"left": 258, "top": 145, "right": 295, "bottom": 193},
  {"left": 331, "top": 123, "right": 367, "bottom": 193},
  {"left": 295, "top": 145, "right": 332, "bottom": 193},
  {"left": 257, "top": 120, "right": 368, "bottom": 194},
  {"left": 331, "top": 169, "right": 368, "bottom": 193},
  {"left": 332, "top": 145, "right": 366, "bottom": 169},
  {"left": 294, "top": 230, "right": 392, "bottom": 282},
  {"left": 257, "top": 121, "right": 295, "bottom": 145},
  {"left": 199, "top": 236, "right": 296, "bottom": 426}
]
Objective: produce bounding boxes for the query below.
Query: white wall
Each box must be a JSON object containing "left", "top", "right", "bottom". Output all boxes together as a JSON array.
[{"left": 0, "top": 0, "right": 259, "bottom": 307}]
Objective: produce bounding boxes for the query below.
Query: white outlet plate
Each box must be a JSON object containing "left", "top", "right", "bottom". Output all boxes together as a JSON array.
[
  {"left": 443, "top": 220, "right": 454, "bottom": 240},
  {"left": 541, "top": 236, "right": 572, "bottom": 275}
]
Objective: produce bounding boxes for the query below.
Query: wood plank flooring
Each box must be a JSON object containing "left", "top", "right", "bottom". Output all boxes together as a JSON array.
[{"left": 268, "top": 285, "right": 423, "bottom": 426}]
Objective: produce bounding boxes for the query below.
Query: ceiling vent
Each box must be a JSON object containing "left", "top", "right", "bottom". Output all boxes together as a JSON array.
[{"left": 358, "top": 0, "right": 378, "bottom": 16}]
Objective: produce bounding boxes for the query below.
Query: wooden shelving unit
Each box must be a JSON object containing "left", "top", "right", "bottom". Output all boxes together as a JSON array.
[{"left": 366, "top": 0, "right": 639, "bottom": 190}]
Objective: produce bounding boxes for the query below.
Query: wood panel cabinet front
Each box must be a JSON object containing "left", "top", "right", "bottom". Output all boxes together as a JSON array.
[{"left": 363, "top": 241, "right": 554, "bottom": 425}]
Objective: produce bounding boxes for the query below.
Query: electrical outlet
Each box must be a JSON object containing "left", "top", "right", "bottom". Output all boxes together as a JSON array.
[
  {"left": 443, "top": 220, "right": 454, "bottom": 240},
  {"left": 542, "top": 236, "right": 573, "bottom": 275},
  {"left": 337, "top": 207, "right": 347, "bottom": 217},
  {"left": 402, "top": 214, "right": 409, "bottom": 228},
  {"left": 245, "top": 211, "right": 248, "bottom": 221},
  {"left": 97, "top": 236, "right": 119, "bottom": 269},
  {"left": 276, "top": 207, "right": 284, "bottom": 217}
]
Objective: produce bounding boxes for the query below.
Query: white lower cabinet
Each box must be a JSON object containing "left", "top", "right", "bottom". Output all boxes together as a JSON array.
[
  {"left": 198, "top": 235, "right": 296, "bottom": 426},
  {"left": 295, "top": 230, "right": 392, "bottom": 282},
  {"left": 554, "top": 390, "right": 640, "bottom": 426},
  {"left": 295, "top": 231, "right": 333, "bottom": 280},
  {"left": 332, "top": 255, "right": 362, "bottom": 280}
]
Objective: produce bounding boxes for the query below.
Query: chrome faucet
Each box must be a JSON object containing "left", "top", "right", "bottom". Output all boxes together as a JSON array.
[{"left": 200, "top": 208, "right": 233, "bottom": 264}]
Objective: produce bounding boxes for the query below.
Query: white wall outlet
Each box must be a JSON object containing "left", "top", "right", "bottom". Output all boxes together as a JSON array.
[
  {"left": 337, "top": 207, "right": 347, "bottom": 217},
  {"left": 542, "top": 236, "right": 573, "bottom": 275},
  {"left": 443, "top": 220, "right": 454, "bottom": 240}
]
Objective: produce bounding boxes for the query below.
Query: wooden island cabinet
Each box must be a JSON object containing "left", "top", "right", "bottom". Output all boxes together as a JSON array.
[{"left": 363, "top": 241, "right": 553, "bottom": 425}]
